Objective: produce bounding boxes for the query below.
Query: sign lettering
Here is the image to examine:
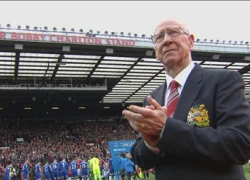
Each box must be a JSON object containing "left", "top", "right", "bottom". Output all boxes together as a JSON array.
[{"left": 0, "top": 31, "right": 137, "bottom": 47}]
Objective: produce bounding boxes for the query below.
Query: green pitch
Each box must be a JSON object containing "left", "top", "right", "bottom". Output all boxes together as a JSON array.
[
  {"left": 244, "top": 164, "right": 250, "bottom": 180},
  {"left": 146, "top": 164, "right": 250, "bottom": 180}
]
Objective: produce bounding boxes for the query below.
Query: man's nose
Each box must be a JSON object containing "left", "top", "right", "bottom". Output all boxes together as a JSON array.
[{"left": 162, "top": 32, "right": 173, "bottom": 44}]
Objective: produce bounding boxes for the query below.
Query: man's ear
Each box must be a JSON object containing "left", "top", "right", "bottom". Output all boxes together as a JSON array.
[{"left": 188, "top": 34, "right": 195, "bottom": 49}]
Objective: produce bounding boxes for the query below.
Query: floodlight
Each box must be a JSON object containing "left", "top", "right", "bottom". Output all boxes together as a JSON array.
[
  {"left": 212, "top": 54, "right": 220, "bottom": 60},
  {"left": 15, "top": 43, "right": 23, "bottom": 50},
  {"left": 145, "top": 50, "right": 154, "bottom": 56},
  {"left": 7, "top": 24, "right": 10, "bottom": 28},
  {"left": 244, "top": 56, "right": 250, "bottom": 60},
  {"left": 106, "top": 48, "right": 114, "bottom": 54},
  {"left": 26, "top": 25, "right": 30, "bottom": 29},
  {"left": 79, "top": 29, "right": 83, "bottom": 33},
  {"left": 62, "top": 45, "right": 70, "bottom": 52},
  {"left": 53, "top": 27, "right": 57, "bottom": 31}
]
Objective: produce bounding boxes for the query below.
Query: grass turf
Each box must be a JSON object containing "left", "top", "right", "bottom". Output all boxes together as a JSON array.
[
  {"left": 244, "top": 164, "right": 250, "bottom": 180},
  {"left": 146, "top": 164, "right": 250, "bottom": 180}
]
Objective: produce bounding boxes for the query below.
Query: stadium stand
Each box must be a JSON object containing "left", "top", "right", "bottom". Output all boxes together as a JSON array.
[
  {"left": 0, "top": 26, "right": 250, "bottom": 121},
  {"left": 0, "top": 25, "right": 250, "bottom": 179}
]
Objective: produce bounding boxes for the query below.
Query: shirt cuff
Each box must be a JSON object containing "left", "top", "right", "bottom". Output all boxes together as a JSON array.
[{"left": 159, "top": 123, "right": 166, "bottom": 138}]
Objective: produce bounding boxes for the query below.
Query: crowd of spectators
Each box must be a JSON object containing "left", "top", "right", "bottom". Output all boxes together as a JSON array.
[{"left": 0, "top": 118, "right": 136, "bottom": 169}]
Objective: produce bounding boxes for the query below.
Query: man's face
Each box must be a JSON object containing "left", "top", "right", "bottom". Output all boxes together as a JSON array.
[{"left": 153, "top": 20, "right": 194, "bottom": 67}]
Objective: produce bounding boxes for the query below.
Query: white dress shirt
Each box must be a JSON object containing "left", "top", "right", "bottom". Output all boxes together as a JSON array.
[{"left": 164, "top": 61, "right": 195, "bottom": 106}]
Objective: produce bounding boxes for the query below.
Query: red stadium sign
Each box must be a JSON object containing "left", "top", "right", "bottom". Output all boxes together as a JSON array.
[{"left": 0, "top": 31, "right": 138, "bottom": 47}]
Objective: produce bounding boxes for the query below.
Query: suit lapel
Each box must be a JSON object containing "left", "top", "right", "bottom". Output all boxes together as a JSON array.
[
  {"left": 154, "top": 82, "right": 167, "bottom": 106},
  {"left": 173, "top": 64, "right": 204, "bottom": 121}
]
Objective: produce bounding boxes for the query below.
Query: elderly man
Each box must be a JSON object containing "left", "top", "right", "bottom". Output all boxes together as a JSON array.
[{"left": 122, "top": 19, "right": 250, "bottom": 180}]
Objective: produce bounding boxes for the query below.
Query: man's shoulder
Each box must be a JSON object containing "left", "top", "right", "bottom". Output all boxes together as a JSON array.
[
  {"left": 202, "top": 67, "right": 238, "bottom": 75},
  {"left": 201, "top": 67, "right": 241, "bottom": 80}
]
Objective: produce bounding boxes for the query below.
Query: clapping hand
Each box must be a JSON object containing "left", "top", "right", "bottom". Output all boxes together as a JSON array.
[{"left": 122, "top": 95, "right": 168, "bottom": 147}]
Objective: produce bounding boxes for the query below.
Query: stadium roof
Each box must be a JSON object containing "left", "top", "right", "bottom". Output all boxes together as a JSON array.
[{"left": 0, "top": 28, "right": 250, "bottom": 121}]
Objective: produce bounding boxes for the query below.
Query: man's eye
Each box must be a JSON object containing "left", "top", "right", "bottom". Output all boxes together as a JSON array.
[
  {"left": 155, "top": 33, "right": 164, "bottom": 41},
  {"left": 168, "top": 29, "right": 179, "bottom": 36}
]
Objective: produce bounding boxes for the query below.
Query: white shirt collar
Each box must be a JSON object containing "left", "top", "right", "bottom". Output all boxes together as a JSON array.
[{"left": 165, "top": 61, "right": 195, "bottom": 91}]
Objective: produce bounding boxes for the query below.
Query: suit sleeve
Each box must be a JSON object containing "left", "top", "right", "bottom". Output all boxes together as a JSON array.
[
  {"left": 130, "top": 90, "right": 166, "bottom": 170},
  {"left": 157, "top": 71, "right": 250, "bottom": 165},
  {"left": 130, "top": 133, "right": 162, "bottom": 170}
]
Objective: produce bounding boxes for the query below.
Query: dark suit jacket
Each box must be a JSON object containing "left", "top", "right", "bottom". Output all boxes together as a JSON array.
[{"left": 130, "top": 64, "right": 250, "bottom": 180}]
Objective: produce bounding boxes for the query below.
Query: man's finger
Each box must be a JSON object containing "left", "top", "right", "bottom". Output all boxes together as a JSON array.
[
  {"left": 127, "top": 120, "right": 139, "bottom": 132},
  {"left": 147, "top": 95, "right": 162, "bottom": 110},
  {"left": 162, "top": 106, "right": 168, "bottom": 115},
  {"left": 145, "top": 105, "right": 156, "bottom": 110},
  {"left": 125, "top": 105, "right": 153, "bottom": 117}
]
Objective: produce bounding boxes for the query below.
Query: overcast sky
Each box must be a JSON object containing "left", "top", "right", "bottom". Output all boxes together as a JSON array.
[{"left": 0, "top": 1, "right": 249, "bottom": 42}]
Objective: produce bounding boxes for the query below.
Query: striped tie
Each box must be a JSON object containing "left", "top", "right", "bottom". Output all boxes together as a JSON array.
[{"left": 167, "top": 80, "right": 179, "bottom": 118}]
